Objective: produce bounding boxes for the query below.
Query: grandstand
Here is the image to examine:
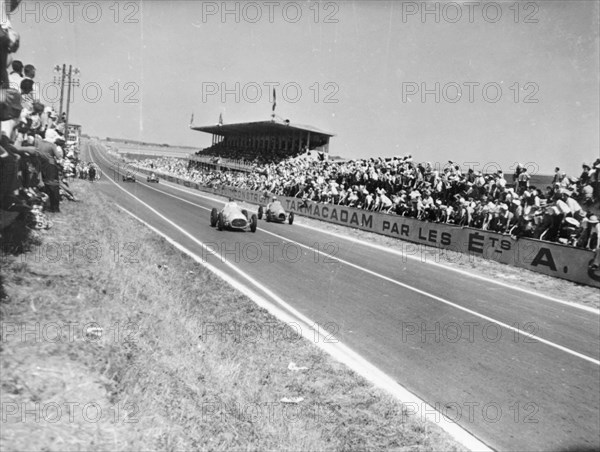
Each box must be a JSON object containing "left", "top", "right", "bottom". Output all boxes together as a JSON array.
[{"left": 190, "top": 118, "right": 335, "bottom": 169}]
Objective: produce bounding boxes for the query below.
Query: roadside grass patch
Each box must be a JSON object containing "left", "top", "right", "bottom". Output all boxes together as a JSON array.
[{"left": 1, "top": 180, "right": 463, "bottom": 451}]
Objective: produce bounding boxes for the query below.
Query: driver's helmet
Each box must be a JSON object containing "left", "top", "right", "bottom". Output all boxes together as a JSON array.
[
  {"left": 228, "top": 197, "right": 235, "bottom": 202},
  {"left": 272, "top": 196, "right": 278, "bottom": 201}
]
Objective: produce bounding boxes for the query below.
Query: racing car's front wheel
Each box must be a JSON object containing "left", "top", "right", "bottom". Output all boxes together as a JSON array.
[
  {"left": 217, "top": 213, "right": 224, "bottom": 231},
  {"left": 250, "top": 214, "right": 257, "bottom": 233},
  {"left": 258, "top": 206, "right": 263, "bottom": 220},
  {"left": 288, "top": 212, "right": 294, "bottom": 225},
  {"left": 210, "top": 208, "right": 218, "bottom": 227}
]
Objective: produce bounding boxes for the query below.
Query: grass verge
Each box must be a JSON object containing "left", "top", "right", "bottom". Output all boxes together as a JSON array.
[{"left": 1, "top": 179, "right": 463, "bottom": 451}]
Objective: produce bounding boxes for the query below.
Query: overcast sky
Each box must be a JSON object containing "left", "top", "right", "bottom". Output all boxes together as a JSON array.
[{"left": 11, "top": 0, "right": 599, "bottom": 175}]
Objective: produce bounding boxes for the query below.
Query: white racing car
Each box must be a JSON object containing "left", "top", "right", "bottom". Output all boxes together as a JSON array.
[
  {"left": 258, "top": 196, "right": 294, "bottom": 224},
  {"left": 211, "top": 199, "right": 257, "bottom": 232}
]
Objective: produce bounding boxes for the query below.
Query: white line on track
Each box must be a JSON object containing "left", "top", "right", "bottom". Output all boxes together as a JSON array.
[
  {"left": 91, "top": 145, "right": 600, "bottom": 365},
  {"left": 89, "top": 144, "right": 492, "bottom": 451}
]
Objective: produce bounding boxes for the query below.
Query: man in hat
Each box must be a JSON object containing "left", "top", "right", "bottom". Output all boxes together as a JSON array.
[
  {"left": 579, "top": 163, "right": 592, "bottom": 186},
  {"left": 560, "top": 189, "right": 582, "bottom": 217},
  {"left": 577, "top": 215, "right": 599, "bottom": 250}
]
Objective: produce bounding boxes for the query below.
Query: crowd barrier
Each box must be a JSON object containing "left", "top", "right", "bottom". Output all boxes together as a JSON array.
[{"left": 130, "top": 164, "right": 600, "bottom": 288}]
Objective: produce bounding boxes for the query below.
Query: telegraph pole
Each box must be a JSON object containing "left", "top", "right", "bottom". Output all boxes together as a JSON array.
[
  {"left": 53, "top": 64, "right": 66, "bottom": 117},
  {"left": 65, "top": 65, "right": 72, "bottom": 132},
  {"left": 64, "top": 66, "right": 80, "bottom": 138},
  {"left": 54, "top": 64, "right": 80, "bottom": 137}
]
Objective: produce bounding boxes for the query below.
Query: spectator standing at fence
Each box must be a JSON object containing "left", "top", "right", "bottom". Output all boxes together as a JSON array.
[
  {"left": 23, "top": 64, "right": 40, "bottom": 102},
  {"left": 8, "top": 58, "right": 21, "bottom": 90},
  {"left": 88, "top": 163, "right": 96, "bottom": 182},
  {"left": 19, "top": 78, "right": 34, "bottom": 111},
  {"left": 32, "top": 134, "right": 62, "bottom": 212},
  {"left": 577, "top": 215, "right": 599, "bottom": 251},
  {"left": 552, "top": 167, "right": 561, "bottom": 185},
  {"left": 44, "top": 122, "right": 61, "bottom": 144},
  {"left": 517, "top": 167, "right": 530, "bottom": 195}
]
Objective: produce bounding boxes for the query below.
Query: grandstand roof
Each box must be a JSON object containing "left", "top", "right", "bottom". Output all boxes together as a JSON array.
[{"left": 191, "top": 120, "right": 335, "bottom": 138}]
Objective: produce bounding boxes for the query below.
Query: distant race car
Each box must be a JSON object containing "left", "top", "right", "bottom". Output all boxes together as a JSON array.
[
  {"left": 147, "top": 173, "right": 159, "bottom": 183},
  {"left": 211, "top": 200, "right": 257, "bottom": 232},
  {"left": 258, "top": 197, "right": 294, "bottom": 224},
  {"left": 122, "top": 171, "right": 136, "bottom": 182}
]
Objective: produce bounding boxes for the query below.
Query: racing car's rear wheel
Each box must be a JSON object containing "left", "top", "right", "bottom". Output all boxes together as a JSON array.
[
  {"left": 258, "top": 206, "right": 263, "bottom": 219},
  {"left": 288, "top": 212, "right": 294, "bottom": 225},
  {"left": 242, "top": 209, "right": 248, "bottom": 220},
  {"left": 250, "top": 214, "right": 257, "bottom": 233},
  {"left": 210, "top": 208, "right": 218, "bottom": 227},
  {"left": 217, "top": 213, "right": 223, "bottom": 231}
]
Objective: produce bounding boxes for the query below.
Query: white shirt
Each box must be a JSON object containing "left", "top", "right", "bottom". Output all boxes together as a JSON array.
[
  {"left": 8, "top": 72, "right": 22, "bottom": 91},
  {"left": 45, "top": 128, "right": 60, "bottom": 143}
]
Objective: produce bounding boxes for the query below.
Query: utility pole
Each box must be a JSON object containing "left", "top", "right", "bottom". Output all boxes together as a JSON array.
[
  {"left": 54, "top": 64, "right": 80, "bottom": 136},
  {"left": 65, "top": 65, "right": 72, "bottom": 133},
  {"left": 53, "top": 64, "right": 66, "bottom": 117}
]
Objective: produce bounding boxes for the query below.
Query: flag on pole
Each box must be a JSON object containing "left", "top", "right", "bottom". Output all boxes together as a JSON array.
[
  {"left": 272, "top": 88, "right": 276, "bottom": 112},
  {"left": 218, "top": 113, "right": 223, "bottom": 125}
]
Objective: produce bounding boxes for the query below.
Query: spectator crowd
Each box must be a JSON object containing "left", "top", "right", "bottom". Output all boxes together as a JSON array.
[
  {"left": 0, "top": 0, "right": 88, "bottom": 244},
  {"left": 136, "top": 150, "right": 600, "bottom": 254}
]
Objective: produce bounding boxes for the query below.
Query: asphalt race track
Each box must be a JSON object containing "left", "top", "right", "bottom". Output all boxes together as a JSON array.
[{"left": 87, "top": 141, "right": 600, "bottom": 451}]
